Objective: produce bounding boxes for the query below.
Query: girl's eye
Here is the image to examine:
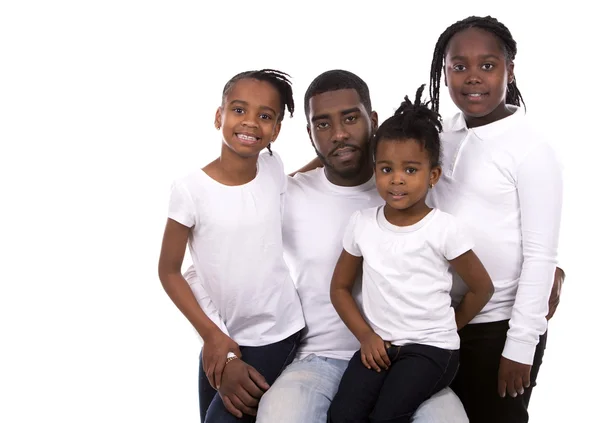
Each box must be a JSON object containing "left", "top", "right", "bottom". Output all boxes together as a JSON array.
[
  {"left": 406, "top": 167, "right": 417, "bottom": 174},
  {"left": 232, "top": 107, "right": 244, "bottom": 114},
  {"left": 260, "top": 114, "right": 273, "bottom": 120},
  {"left": 482, "top": 63, "right": 494, "bottom": 70},
  {"left": 453, "top": 64, "right": 466, "bottom": 71},
  {"left": 381, "top": 167, "right": 392, "bottom": 174}
]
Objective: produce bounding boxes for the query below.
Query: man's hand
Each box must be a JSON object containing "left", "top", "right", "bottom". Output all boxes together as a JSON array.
[
  {"left": 218, "top": 359, "right": 270, "bottom": 418},
  {"left": 498, "top": 356, "right": 532, "bottom": 398},
  {"left": 202, "top": 330, "right": 242, "bottom": 390},
  {"left": 547, "top": 267, "right": 565, "bottom": 320}
]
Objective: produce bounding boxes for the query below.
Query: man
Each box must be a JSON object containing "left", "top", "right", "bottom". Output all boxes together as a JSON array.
[{"left": 187, "top": 70, "right": 470, "bottom": 422}]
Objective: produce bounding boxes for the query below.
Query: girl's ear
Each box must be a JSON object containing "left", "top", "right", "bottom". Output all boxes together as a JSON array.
[
  {"left": 214, "top": 107, "right": 222, "bottom": 130},
  {"left": 507, "top": 61, "right": 515, "bottom": 85},
  {"left": 270, "top": 121, "right": 282, "bottom": 144},
  {"left": 430, "top": 166, "right": 442, "bottom": 188}
]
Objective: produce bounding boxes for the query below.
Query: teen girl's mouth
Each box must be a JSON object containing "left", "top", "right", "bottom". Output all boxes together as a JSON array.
[{"left": 463, "top": 92, "right": 489, "bottom": 102}]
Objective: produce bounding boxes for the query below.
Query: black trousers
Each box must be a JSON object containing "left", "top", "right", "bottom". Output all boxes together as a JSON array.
[
  {"left": 451, "top": 320, "right": 547, "bottom": 423},
  {"left": 199, "top": 331, "right": 300, "bottom": 423},
  {"left": 328, "top": 343, "right": 459, "bottom": 423}
]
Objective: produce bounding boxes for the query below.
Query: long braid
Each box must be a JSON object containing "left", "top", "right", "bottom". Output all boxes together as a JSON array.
[{"left": 429, "top": 16, "right": 525, "bottom": 114}]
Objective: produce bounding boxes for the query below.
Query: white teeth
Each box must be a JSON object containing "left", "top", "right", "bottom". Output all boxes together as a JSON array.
[
  {"left": 238, "top": 134, "right": 258, "bottom": 141},
  {"left": 468, "top": 93, "right": 482, "bottom": 97}
]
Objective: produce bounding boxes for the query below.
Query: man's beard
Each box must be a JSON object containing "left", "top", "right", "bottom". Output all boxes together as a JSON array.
[{"left": 315, "top": 146, "right": 370, "bottom": 179}]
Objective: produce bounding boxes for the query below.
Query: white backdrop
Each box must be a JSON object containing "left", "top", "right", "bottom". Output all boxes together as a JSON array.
[{"left": 1, "top": 1, "right": 597, "bottom": 422}]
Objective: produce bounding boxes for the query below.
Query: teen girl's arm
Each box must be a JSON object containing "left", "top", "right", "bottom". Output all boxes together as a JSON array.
[
  {"left": 330, "top": 250, "right": 391, "bottom": 372},
  {"left": 450, "top": 250, "right": 495, "bottom": 330},
  {"left": 158, "top": 218, "right": 241, "bottom": 390},
  {"left": 498, "top": 141, "right": 563, "bottom": 398}
]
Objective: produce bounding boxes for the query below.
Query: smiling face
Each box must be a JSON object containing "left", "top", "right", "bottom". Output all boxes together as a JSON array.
[
  {"left": 215, "top": 78, "right": 282, "bottom": 158},
  {"left": 444, "top": 27, "right": 515, "bottom": 127},
  {"left": 307, "top": 88, "right": 377, "bottom": 186},
  {"left": 375, "top": 139, "right": 441, "bottom": 220}
]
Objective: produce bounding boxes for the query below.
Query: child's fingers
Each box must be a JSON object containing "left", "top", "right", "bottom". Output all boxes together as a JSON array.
[
  {"left": 248, "top": 366, "right": 270, "bottom": 392},
  {"left": 373, "top": 351, "right": 388, "bottom": 370},
  {"left": 214, "top": 357, "right": 226, "bottom": 389},
  {"left": 222, "top": 394, "right": 244, "bottom": 419},
  {"left": 514, "top": 375, "right": 524, "bottom": 396},
  {"left": 367, "top": 353, "right": 381, "bottom": 372},
  {"left": 206, "top": 361, "right": 217, "bottom": 390},
  {"left": 523, "top": 369, "right": 531, "bottom": 389},
  {"left": 361, "top": 352, "right": 371, "bottom": 369},
  {"left": 378, "top": 345, "right": 391, "bottom": 368}
]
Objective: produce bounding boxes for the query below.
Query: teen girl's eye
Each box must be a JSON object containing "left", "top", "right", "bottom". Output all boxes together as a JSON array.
[
  {"left": 481, "top": 63, "right": 494, "bottom": 71},
  {"left": 452, "top": 64, "right": 466, "bottom": 72}
]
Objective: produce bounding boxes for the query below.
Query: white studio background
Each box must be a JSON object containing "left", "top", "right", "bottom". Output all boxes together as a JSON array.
[{"left": 0, "top": 1, "right": 596, "bottom": 422}]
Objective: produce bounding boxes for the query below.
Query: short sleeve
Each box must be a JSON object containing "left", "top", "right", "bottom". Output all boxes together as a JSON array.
[
  {"left": 263, "top": 150, "right": 287, "bottom": 195},
  {"left": 443, "top": 214, "right": 475, "bottom": 260},
  {"left": 167, "top": 180, "right": 196, "bottom": 228},
  {"left": 342, "top": 211, "right": 362, "bottom": 257}
]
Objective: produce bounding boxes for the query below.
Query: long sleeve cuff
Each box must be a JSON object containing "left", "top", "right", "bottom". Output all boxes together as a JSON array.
[{"left": 502, "top": 336, "right": 537, "bottom": 365}]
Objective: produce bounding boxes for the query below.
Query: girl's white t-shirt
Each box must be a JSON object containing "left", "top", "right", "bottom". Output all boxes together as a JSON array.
[
  {"left": 168, "top": 151, "right": 305, "bottom": 346},
  {"left": 343, "top": 207, "right": 474, "bottom": 350}
]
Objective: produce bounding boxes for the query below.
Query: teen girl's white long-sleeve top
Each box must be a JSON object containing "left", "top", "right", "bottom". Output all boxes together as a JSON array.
[{"left": 428, "top": 106, "right": 563, "bottom": 365}]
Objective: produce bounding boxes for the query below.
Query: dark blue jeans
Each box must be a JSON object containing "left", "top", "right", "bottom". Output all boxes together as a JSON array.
[
  {"left": 199, "top": 331, "right": 300, "bottom": 423},
  {"left": 450, "top": 320, "right": 547, "bottom": 423},
  {"left": 328, "top": 343, "right": 459, "bottom": 423}
]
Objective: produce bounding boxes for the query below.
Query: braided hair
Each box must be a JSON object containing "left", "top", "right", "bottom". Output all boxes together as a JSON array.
[
  {"left": 222, "top": 69, "right": 294, "bottom": 155},
  {"left": 429, "top": 16, "right": 525, "bottom": 114},
  {"left": 372, "top": 84, "right": 442, "bottom": 168}
]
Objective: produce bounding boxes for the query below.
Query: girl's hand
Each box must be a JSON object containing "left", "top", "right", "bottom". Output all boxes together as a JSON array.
[
  {"left": 202, "top": 330, "right": 242, "bottom": 389},
  {"left": 359, "top": 332, "right": 391, "bottom": 372},
  {"left": 498, "top": 356, "right": 532, "bottom": 398}
]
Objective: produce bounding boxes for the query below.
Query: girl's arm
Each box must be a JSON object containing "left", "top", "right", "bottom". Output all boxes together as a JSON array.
[
  {"left": 496, "top": 142, "right": 562, "bottom": 398},
  {"left": 330, "top": 250, "right": 390, "bottom": 372},
  {"left": 158, "top": 218, "right": 240, "bottom": 389},
  {"left": 449, "top": 250, "right": 495, "bottom": 330}
]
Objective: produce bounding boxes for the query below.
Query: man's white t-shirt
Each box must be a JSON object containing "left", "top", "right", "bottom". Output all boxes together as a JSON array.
[
  {"left": 343, "top": 207, "right": 474, "bottom": 350},
  {"left": 282, "top": 169, "right": 382, "bottom": 360},
  {"left": 168, "top": 151, "right": 304, "bottom": 346}
]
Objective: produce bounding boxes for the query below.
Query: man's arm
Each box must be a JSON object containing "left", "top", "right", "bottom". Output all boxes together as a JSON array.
[{"left": 288, "top": 157, "right": 322, "bottom": 176}]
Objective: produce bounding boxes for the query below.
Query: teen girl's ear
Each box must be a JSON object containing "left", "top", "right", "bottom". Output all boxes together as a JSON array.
[{"left": 507, "top": 61, "right": 515, "bottom": 85}]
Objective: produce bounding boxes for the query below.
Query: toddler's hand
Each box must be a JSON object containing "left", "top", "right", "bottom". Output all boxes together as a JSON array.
[{"left": 359, "top": 332, "right": 391, "bottom": 372}]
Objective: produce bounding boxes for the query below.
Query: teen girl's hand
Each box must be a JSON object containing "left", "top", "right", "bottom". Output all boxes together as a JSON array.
[
  {"left": 359, "top": 332, "right": 391, "bottom": 372},
  {"left": 498, "top": 356, "right": 532, "bottom": 398},
  {"left": 203, "top": 329, "right": 242, "bottom": 390}
]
